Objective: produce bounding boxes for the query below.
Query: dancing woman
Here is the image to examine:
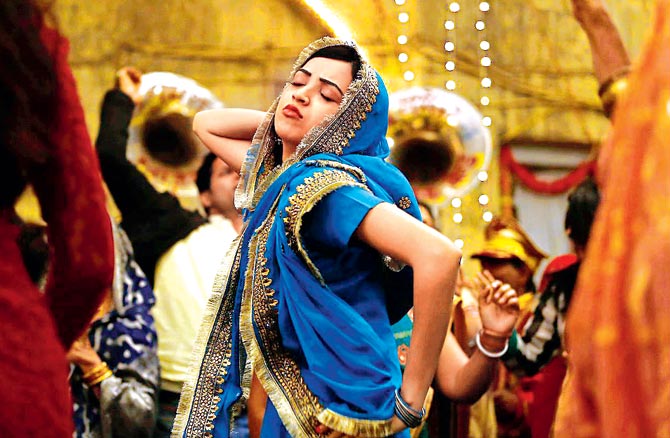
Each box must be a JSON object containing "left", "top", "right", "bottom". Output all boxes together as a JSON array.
[{"left": 174, "top": 38, "right": 461, "bottom": 438}]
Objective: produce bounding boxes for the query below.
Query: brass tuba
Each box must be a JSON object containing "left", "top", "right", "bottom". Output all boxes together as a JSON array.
[
  {"left": 126, "top": 72, "right": 223, "bottom": 211},
  {"left": 388, "top": 88, "right": 492, "bottom": 205}
]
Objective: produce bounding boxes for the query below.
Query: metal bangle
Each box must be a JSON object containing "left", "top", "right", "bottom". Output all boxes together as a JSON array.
[
  {"left": 475, "top": 330, "right": 509, "bottom": 358},
  {"left": 394, "top": 389, "right": 425, "bottom": 429}
]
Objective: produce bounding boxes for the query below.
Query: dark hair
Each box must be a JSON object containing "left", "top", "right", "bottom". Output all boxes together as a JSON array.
[
  {"left": 17, "top": 220, "right": 49, "bottom": 284},
  {"left": 141, "top": 112, "right": 199, "bottom": 167},
  {"left": 306, "top": 45, "right": 361, "bottom": 80},
  {"left": 565, "top": 177, "right": 600, "bottom": 247},
  {"left": 196, "top": 152, "right": 217, "bottom": 193},
  {"left": 0, "top": 0, "right": 58, "bottom": 208}
]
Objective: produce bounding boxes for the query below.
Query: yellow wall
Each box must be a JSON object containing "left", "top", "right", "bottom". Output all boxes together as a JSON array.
[{"left": 43, "top": 0, "right": 653, "bottom": 274}]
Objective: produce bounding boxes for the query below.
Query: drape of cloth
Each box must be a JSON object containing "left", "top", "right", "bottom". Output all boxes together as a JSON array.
[
  {"left": 554, "top": 1, "right": 670, "bottom": 436},
  {"left": 71, "top": 223, "right": 159, "bottom": 438},
  {"left": 173, "top": 37, "right": 420, "bottom": 438},
  {"left": 0, "top": 24, "right": 114, "bottom": 438}
]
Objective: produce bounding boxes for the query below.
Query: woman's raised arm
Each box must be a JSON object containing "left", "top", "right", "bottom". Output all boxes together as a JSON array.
[{"left": 192, "top": 108, "right": 265, "bottom": 173}]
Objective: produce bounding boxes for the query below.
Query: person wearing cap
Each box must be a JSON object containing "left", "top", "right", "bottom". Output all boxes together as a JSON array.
[
  {"left": 471, "top": 217, "right": 548, "bottom": 308},
  {"left": 468, "top": 216, "right": 548, "bottom": 438}
]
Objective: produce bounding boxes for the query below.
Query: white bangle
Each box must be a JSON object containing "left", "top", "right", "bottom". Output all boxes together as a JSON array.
[{"left": 475, "top": 331, "right": 509, "bottom": 358}]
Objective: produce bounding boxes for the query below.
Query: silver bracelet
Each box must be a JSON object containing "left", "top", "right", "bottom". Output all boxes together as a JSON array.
[{"left": 475, "top": 330, "right": 509, "bottom": 358}]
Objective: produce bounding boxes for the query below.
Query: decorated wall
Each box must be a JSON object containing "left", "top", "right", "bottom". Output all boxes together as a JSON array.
[{"left": 48, "top": 0, "right": 654, "bottom": 275}]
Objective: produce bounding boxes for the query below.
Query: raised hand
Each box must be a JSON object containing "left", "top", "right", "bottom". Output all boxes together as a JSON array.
[
  {"left": 473, "top": 270, "right": 520, "bottom": 336},
  {"left": 115, "top": 66, "right": 143, "bottom": 105}
]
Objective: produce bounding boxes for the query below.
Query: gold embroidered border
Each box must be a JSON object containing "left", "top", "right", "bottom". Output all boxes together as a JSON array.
[
  {"left": 283, "top": 167, "right": 370, "bottom": 284},
  {"left": 171, "top": 236, "right": 243, "bottom": 438},
  {"left": 240, "top": 194, "right": 323, "bottom": 437},
  {"left": 317, "top": 409, "right": 394, "bottom": 437}
]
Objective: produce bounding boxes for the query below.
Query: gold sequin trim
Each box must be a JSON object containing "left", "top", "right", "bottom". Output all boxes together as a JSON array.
[{"left": 172, "top": 237, "right": 243, "bottom": 438}]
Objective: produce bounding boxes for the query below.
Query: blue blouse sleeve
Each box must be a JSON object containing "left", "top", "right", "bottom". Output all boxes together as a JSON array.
[{"left": 301, "top": 185, "right": 384, "bottom": 250}]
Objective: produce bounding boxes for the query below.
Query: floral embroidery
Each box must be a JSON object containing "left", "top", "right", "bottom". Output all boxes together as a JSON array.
[{"left": 397, "top": 196, "right": 412, "bottom": 210}]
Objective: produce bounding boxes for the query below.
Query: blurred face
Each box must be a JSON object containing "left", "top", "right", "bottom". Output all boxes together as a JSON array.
[
  {"left": 201, "top": 158, "right": 239, "bottom": 217},
  {"left": 479, "top": 257, "right": 531, "bottom": 294},
  {"left": 274, "top": 56, "right": 354, "bottom": 154}
]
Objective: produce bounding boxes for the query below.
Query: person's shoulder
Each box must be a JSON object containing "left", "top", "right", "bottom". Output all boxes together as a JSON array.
[
  {"left": 539, "top": 254, "right": 579, "bottom": 292},
  {"left": 180, "top": 216, "right": 237, "bottom": 246}
]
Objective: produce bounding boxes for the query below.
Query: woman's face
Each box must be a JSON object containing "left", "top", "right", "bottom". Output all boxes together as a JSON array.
[{"left": 275, "top": 56, "right": 354, "bottom": 153}]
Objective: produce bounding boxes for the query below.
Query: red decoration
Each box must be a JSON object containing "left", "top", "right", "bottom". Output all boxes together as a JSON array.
[{"left": 500, "top": 144, "right": 595, "bottom": 194}]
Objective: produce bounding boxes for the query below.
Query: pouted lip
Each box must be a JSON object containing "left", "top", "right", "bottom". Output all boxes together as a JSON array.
[{"left": 282, "top": 104, "right": 303, "bottom": 119}]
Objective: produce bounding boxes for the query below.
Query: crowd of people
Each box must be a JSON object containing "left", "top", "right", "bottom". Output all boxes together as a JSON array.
[{"left": 0, "top": 0, "right": 667, "bottom": 437}]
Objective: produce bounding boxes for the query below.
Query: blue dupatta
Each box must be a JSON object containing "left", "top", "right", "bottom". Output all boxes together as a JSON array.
[{"left": 174, "top": 37, "right": 419, "bottom": 438}]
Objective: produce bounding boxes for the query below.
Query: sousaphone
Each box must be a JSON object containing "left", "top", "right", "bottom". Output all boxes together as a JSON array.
[
  {"left": 388, "top": 87, "right": 492, "bottom": 205},
  {"left": 127, "top": 72, "right": 223, "bottom": 211}
]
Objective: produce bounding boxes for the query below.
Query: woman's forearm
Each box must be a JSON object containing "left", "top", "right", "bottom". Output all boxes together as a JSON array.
[
  {"left": 193, "top": 108, "right": 265, "bottom": 139},
  {"left": 400, "top": 246, "right": 460, "bottom": 410},
  {"left": 434, "top": 334, "right": 497, "bottom": 403},
  {"left": 192, "top": 108, "right": 265, "bottom": 172},
  {"left": 354, "top": 203, "right": 460, "bottom": 411}
]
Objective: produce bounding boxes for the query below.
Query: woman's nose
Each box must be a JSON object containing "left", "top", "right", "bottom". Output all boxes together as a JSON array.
[{"left": 292, "top": 88, "right": 310, "bottom": 104}]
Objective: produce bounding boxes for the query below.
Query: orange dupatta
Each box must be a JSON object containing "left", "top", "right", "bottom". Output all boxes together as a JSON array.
[{"left": 555, "top": 1, "right": 670, "bottom": 436}]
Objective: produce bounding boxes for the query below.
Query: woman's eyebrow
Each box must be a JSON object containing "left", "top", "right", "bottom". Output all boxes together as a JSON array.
[{"left": 297, "top": 68, "right": 344, "bottom": 96}]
